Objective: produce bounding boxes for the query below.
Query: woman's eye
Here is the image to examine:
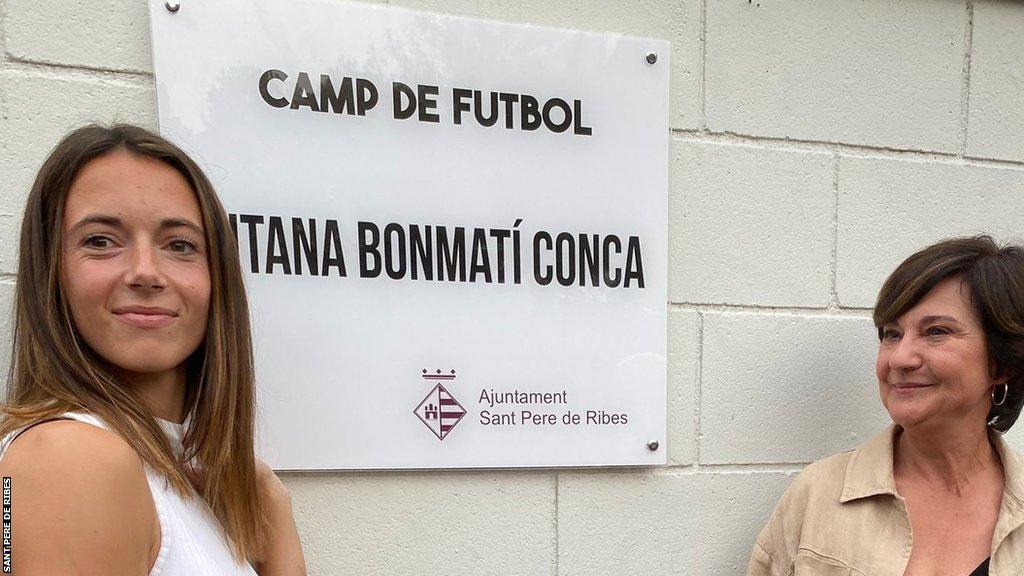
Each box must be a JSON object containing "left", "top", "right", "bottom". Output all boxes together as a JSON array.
[
  {"left": 925, "top": 326, "right": 950, "bottom": 337},
  {"left": 882, "top": 328, "right": 902, "bottom": 341},
  {"left": 83, "top": 235, "right": 113, "bottom": 249},
  {"left": 168, "top": 238, "right": 199, "bottom": 254}
]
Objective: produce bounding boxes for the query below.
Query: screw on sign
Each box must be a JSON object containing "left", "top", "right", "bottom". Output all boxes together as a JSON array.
[{"left": 414, "top": 369, "right": 466, "bottom": 441}]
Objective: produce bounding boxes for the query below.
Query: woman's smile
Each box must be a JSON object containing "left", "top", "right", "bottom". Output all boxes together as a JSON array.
[
  {"left": 112, "top": 305, "right": 180, "bottom": 329},
  {"left": 890, "top": 381, "right": 937, "bottom": 396}
]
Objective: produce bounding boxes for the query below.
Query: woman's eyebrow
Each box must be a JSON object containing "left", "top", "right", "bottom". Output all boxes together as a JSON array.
[
  {"left": 68, "top": 213, "right": 122, "bottom": 233},
  {"left": 158, "top": 218, "right": 205, "bottom": 236},
  {"left": 920, "top": 315, "right": 961, "bottom": 325},
  {"left": 67, "top": 214, "right": 204, "bottom": 236}
]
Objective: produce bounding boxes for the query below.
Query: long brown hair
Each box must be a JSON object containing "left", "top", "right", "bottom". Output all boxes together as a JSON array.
[
  {"left": 2, "top": 124, "right": 269, "bottom": 562},
  {"left": 873, "top": 235, "right": 1024, "bottom": 432}
]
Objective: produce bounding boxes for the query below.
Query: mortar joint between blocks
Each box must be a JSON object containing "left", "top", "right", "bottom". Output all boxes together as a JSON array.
[
  {"left": 670, "top": 130, "right": 1024, "bottom": 170},
  {"left": 553, "top": 473, "right": 559, "bottom": 576},
  {"left": 828, "top": 153, "right": 840, "bottom": 311},
  {"left": 959, "top": 0, "right": 975, "bottom": 159},
  {"left": 694, "top": 311, "right": 704, "bottom": 467},
  {"left": 0, "top": 0, "right": 7, "bottom": 64},
  {"left": 667, "top": 302, "right": 874, "bottom": 316},
  {"left": 4, "top": 58, "right": 154, "bottom": 81},
  {"left": 699, "top": 0, "right": 708, "bottom": 133}
]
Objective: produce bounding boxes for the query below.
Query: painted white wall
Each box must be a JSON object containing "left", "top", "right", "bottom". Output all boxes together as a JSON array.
[{"left": 2, "top": 1, "right": 1022, "bottom": 574}]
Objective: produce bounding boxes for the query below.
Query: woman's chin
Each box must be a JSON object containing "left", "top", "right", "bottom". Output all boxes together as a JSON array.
[
  {"left": 95, "top": 342, "right": 194, "bottom": 376},
  {"left": 884, "top": 398, "right": 936, "bottom": 429},
  {"left": 107, "top": 355, "right": 187, "bottom": 378}
]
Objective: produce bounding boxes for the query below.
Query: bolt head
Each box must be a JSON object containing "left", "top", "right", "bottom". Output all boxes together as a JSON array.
[
  {"left": 647, "top": 440, "right": 659, "bottom": 451},
  {"left": 645, "top": 52, "right": 658, "bottom": 65},
  {"left": 165, "top": 0, "right": 181, "bottom": 12}
]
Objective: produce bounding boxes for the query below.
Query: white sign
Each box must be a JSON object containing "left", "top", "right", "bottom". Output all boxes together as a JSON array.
[{"left": 150, "top": 0, "right": 669, "bottom": 469}]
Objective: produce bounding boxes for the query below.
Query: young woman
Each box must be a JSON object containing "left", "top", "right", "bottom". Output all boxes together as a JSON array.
[{"left": 0, "top": 124, "right": 307, "bottom": 575}]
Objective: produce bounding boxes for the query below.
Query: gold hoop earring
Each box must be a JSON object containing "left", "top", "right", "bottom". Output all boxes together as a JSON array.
[{"left": 992, "top": 382, "right": 1009, "bottom": 407}]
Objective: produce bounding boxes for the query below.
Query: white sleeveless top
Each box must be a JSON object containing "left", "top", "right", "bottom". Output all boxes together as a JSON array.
[{"left": 0, "top": 412, "right": 258, "bottom": 576}]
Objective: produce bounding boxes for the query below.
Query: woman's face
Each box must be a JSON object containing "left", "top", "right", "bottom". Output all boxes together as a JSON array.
[
  {"left": 876, "top": 276, "right": 999, "bottom": 430},
  {"left": 60, "top": 149, "right": 211, "bottom": 380}
]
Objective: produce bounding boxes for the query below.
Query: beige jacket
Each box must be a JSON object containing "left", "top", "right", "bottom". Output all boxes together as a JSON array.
[{"left": 748, "top": 426, "right": 1024, "bottom": 576}]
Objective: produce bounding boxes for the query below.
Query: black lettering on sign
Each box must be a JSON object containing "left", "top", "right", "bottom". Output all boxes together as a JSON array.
[
  {"left": 226, "top": 215, "right": 642, "bottom": 289},
  {"left": 238, "top": 214, "right": 265, "bottom": 273},
  {"left": 384, "top": 223, "right": 407, "bottom": 280},
  {"left": 358, "top": 221, "right": 382, "bottom": 278},
  {"left": 409, "top": 225, "right": 434, "bottom": 281},
  {"left": 258, "top": 70, "right": 378, "bottom": 116},
  {"left": 266, "top": 216, "right": 292, "bottom": 275},
  {"left": 258, "top": 69, "right": 289, "bottom": 108},
  {"left": 230, "top": 214, "right": 346, "bottom": 278},
  {"left": 293, "top": 218, "right": 318, "bottom": 276},
  {"left": 449, "top": 89, "right": 593, "bottom": 136},
  {"left": 533, "top": 231, "right": 553, "bottom": 286},
  {"left": 322, "top": 220, "right": 347, "bottom": 277},
  {"left": 320, "top": 75, "right": 356, "bottom": 115},
  {"left": 469, "top": 227, "right": 492, "bottom": 283},
  {"left": 437, "top": 226, "right": 467, "bottom": 282},
  {"left": 418, "top": 85, "right": 440, "bottom": 123},
  {"left": 289, "top": 72, "right": 319, "bottom": 112}
]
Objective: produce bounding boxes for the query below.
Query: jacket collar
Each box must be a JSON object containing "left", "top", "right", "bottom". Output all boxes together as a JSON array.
[
  {"left": 840, "top": 425, "right": 899, "bottom": 503},
  {"left": 993, "top": 429, "right": 1024, "bottom": 509},
  {"left": 840, "top": 424, "right": 1024, "bottom": 507}
]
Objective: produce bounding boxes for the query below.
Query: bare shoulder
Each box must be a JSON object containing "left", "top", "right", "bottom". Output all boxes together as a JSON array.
[
  {"left": 3, "top": 418, "right": 136, "bottom": 466},
  {"left": 0, "top": 419, "right": 156, "bottom": 575},
  {"left": 255, "top": 458, "right": 292, "bottom": 503}
]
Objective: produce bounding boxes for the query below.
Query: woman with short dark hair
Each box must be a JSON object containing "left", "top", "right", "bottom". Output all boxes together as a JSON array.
[{"left": 748, "top": 236, "right": 1024, "bottom": 576}]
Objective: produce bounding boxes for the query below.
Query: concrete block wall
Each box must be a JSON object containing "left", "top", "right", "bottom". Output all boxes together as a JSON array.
[{"left": 1, "top": 1, "right": 1023, "bottom": 574}]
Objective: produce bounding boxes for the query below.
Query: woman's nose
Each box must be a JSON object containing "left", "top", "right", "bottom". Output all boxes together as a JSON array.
[
  {"left": 125, "top": 243, "right": 167, "bottom": 291},
  {"left": 888, "top": 336, "right": 923, "bottom": 372}
]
